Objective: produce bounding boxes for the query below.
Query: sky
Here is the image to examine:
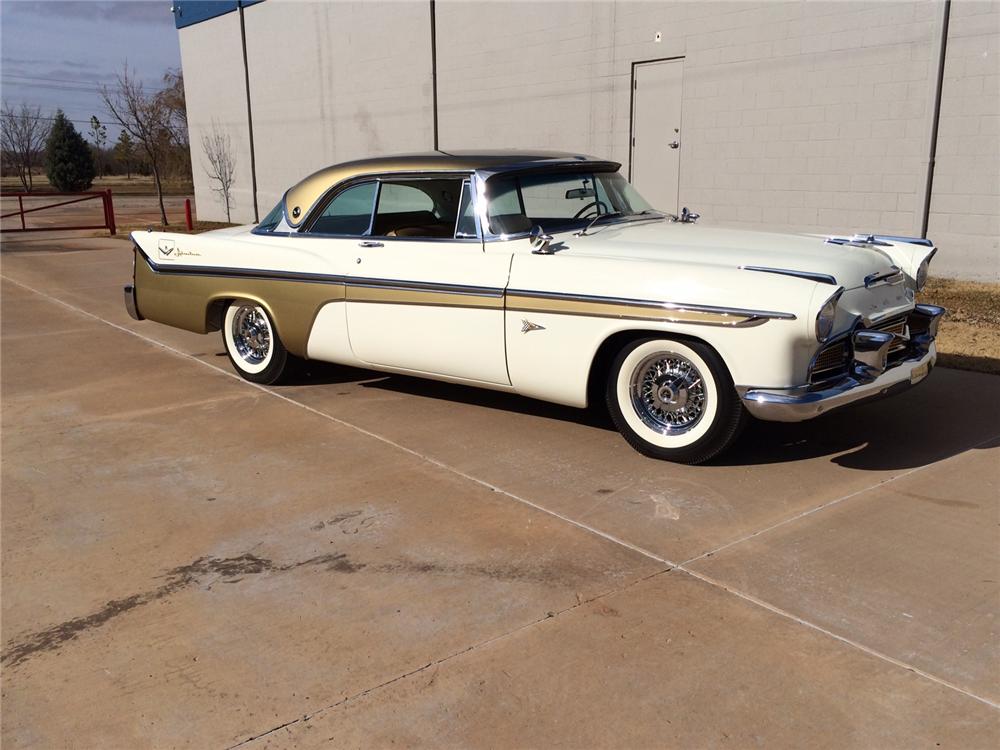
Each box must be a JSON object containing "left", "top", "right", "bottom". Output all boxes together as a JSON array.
[{"left": 0, "top": 0, "right": 182, "bottom": 142}]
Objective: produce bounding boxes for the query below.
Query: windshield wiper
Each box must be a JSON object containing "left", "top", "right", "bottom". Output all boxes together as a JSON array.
[
  {"left": 574, "top": 211, "right": 625, "bottom": 236},
  {"left": 574, "top": 209, "right": 662, "bottom": 236}
]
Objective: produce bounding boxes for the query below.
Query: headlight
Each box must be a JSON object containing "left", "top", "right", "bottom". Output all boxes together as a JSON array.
[
  {"left": 915, "top": 258, "right": 930, "bottom": 291},
  {"left": 815, "top": 288, "right": 844, "bottom": 342}
]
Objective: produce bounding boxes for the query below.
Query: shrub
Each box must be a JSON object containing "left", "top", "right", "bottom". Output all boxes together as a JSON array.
[{"left": 44, "top": 110, "right": 95, "bottom": 191}]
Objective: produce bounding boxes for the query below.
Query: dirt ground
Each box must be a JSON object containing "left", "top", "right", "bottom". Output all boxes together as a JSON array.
[{"left": 920, "top": 278, "right": 1000, "bottom": 374}]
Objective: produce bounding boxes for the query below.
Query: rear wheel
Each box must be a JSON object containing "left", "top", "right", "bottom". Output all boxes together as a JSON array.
[
  {"left": 222, "top": 301, "right": 291, "bottom": 385},
  {"left": 606, "top": 337, "right": 744, "bottom": 464}
]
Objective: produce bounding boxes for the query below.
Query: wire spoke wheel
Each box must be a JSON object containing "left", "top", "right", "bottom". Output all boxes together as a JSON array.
[
  {"left": 222, "top": 301, "right": 291, "bottom": 384},
  {"left": 231, "top": 305, "right": 272, "bottom": 365},
  {"left": 629, "top": 352, "right": 707, "bottom": 434}
]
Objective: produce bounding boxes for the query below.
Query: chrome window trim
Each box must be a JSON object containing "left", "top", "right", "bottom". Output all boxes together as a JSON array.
[{"left": 741, "top": 266, "right": 837, "bottom": 285}]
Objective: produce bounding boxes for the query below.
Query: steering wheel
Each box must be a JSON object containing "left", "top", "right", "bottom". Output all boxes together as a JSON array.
[{"left": 573, "top": 200, "right": 609, "bottom": 219}]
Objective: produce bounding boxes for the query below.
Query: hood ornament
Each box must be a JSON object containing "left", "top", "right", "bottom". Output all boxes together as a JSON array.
[
  {"left": 668, "top": 207, "right": 699, "bottom": 224},
  {"left": 826, "top": 234, "right": 892, "bottom": 248}
]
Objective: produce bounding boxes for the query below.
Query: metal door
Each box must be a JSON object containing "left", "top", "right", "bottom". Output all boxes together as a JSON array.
[{"left": 630, "top": 58, "right": 684, "bottom": 214}]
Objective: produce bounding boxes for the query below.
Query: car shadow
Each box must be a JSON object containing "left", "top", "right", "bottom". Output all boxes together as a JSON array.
[{"left": 278, "top": 360, "right": 999, "bottom": 471}]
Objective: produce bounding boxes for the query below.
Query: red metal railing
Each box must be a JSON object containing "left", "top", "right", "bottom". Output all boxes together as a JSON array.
[{"left": 1, "top": 190, "right": 116, "bottom": 235}]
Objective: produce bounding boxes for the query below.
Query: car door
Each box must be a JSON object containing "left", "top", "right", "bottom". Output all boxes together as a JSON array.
[{"left": 346, "top": 176, "right": 512, "bottom": 385}]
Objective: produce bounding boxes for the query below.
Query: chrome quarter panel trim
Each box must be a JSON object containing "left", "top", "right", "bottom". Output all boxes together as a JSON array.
[{"left": 741, "top": 265, "right": 838, "bottom": 285}]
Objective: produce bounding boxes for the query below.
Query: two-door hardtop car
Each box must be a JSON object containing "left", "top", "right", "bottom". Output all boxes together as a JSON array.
[{"left": 124, "top": 150, "right": 943, "bottom": 463}]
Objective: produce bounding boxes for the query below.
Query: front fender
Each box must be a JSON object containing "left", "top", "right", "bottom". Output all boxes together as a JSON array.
[{"left": 505, "top": 254, "right": 824, "bottom": 405}]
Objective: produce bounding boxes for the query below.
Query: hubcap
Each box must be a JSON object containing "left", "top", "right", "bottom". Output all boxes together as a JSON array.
[
  {"left": 232, "top": 306, "right": 271, "bottom": 365},
  {"left": 629, "top": 352, "right": 707, "bottom": 434}
]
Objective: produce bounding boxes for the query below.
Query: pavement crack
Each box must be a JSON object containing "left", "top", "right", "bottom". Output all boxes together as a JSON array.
[{"left": 225, "top": 565, "right": 672, "bottom": 749}]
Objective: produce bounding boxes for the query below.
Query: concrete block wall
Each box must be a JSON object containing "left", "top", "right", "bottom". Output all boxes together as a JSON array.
[
  {"left": 926, "top": 0, "right": 999, "bottom": 280},
  {"left": 178, "top": 10, "right": 256, "bottom": 225},
  {"left": 179, "top": 0, "right": 999, "bottom": 280}
]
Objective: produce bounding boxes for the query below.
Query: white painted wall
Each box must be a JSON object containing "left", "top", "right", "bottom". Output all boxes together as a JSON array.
[{"left": 179, "top": 0, "right": 999, "bottom": 280}]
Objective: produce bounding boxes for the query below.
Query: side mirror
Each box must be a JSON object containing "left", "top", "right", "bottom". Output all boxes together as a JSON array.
[{"left": 529, "top": 225, "right": 555, "bottom": 255}]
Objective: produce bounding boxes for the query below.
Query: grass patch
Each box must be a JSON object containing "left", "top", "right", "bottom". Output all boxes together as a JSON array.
[{"left": 2, "top": 175, "right": 193, "bottom": 196}]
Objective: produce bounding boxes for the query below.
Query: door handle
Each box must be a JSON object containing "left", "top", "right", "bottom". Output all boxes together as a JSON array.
[
  {"left": 358, "top": 240, "right": 383, "bottom": 248},
  {"left": 668, "top": 141, "right": 680, "bottom": 149}
]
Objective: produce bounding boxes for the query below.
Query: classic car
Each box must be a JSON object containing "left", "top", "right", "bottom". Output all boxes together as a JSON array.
[{"left": 124, "top": 150, "right": 944, "bottom": 464}]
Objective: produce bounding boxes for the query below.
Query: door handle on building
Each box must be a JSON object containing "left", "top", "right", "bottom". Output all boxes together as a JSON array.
[{"left": 668, "top": 141, "right": 680, "bottom": 149}]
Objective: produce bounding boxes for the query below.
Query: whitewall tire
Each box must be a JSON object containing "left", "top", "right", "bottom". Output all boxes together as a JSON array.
[
  {"left": 222, "top": 301, "right": 290, "bottom": 384},
  {"left": 606, "top": 337, "right": 745, "bottom": 464}
]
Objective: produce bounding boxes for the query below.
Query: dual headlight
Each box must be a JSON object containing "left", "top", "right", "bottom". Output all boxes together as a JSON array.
[{"left": 815, "top": 288, "right": 844, "bottom": 342}]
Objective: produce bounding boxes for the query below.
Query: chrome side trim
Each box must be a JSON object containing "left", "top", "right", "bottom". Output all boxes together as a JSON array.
[
  {"left": 136, "top": 248, "right": 797, "bottom": 327},
  {"left": 506, "top": 288, "right": 796, "bottom": 327},
  {"left": 507, "top": 288, "right": 796, "bottom": 320},
  {"left": 741, "top": 266, "right": 837, "bottom": 285},
  {"left": 349, "top": 276, "right": 504, "bottom": 298}
]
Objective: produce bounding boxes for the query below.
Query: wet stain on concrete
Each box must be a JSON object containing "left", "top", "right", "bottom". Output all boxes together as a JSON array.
[
  {"left": 0, "top": 552, "right": 353, "bottom": 670},
  {"left": 2, "top": 548, "right": 586, "bottom": 670}
]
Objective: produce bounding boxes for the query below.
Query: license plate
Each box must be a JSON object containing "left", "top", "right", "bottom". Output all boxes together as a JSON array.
[{"left": 910, "top": 362, "right": 929, "bottom": 384}]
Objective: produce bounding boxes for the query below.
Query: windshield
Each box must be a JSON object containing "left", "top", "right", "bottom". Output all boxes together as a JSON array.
[{"left": 485, "top": 171, "right": 654, "bottom": 235}]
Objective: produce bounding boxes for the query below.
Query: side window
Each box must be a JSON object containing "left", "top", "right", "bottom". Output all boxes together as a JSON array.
[
  {"left": 455, "top": 180, "right": 478, "bottom": 238},
  {"left": 371, "top": 179, "right": 464, "bottom": 239},
  {"left": 308, "top": 182, "right": 376, "bottom": 235},
  {"left": 256, "top": 201, "right": 284, "bottom": 232}
]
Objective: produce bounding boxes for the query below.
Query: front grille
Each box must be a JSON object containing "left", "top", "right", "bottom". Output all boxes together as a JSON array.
[
  {"left": 809, "top": 312, "right": 917, "bottom": 384},
  {"left": 810, "top": 340, "right": 850, "bottom": 384},
  {"left": 869, "top": 313, "right": 908, "bottom": 353}
]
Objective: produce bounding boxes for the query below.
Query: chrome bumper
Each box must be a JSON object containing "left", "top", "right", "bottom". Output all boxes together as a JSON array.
[
  {"left": 123, "top": 284, "right": 142, "bottom": 321},
  {"left": 740, "top": 304, "right": 944, "bottom": 423}
]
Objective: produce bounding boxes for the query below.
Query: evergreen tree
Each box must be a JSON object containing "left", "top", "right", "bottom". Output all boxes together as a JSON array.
[
  {"left": 44, "top": 110, "right": 95, "bottom": 191},
  {"left": 113, "top": 130, "right": 135, "bottom": 179}
]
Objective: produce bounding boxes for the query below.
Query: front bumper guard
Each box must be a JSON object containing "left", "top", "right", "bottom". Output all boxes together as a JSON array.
[{"left": 740, "top": 304, "right": 945, "bottom": 422}]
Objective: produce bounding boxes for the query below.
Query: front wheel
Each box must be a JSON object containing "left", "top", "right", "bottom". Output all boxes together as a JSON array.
[
  {"left": 606, "top": 337, "right": 745, "bottom": 464},
  {"left": 222, "top": 301, "right": 291, "bottom": 385}
]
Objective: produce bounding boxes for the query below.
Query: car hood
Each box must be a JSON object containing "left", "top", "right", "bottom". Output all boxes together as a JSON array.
[{"left": 564, "top": 220, "right": 897, "bottom": 290}]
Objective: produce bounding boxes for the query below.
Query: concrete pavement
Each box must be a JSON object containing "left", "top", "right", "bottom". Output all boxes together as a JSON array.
[{"left": 2, "top": 232, "right": 998, "bottom": 748}]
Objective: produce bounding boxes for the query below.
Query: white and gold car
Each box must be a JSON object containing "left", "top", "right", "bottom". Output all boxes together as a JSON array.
[{"left": 124, "top": 151, "right": 943, "bottom": 463}]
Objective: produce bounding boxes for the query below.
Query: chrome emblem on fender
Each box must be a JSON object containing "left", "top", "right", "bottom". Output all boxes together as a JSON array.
[{"left": 521, "top": 319, "right": 545, "bottom": 333}]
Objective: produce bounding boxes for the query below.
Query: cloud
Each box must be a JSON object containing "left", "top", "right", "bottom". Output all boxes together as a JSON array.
[{"left": 5, "top": 1, "right": 175, "bottom": 26}]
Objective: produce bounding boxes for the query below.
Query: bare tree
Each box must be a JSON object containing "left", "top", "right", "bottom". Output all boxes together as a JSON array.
[
  {"left": 201, "top": 121, "right": 236, "bottom": 222},
  {"left": 1, "top": 103, "right": 51, "bottom": 192},
  {"left": 101, "top": 65, "right": 178, "bottom": 225}
]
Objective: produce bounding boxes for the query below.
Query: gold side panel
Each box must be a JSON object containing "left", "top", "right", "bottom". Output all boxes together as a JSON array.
[
  {"left": 347, "top": 285, "right": 503, "bottom": 310},
  {"left": 506, "top": 294, "right": 756, "bottom": 326},
  {"left": 133, "top": 255, "right": 344, "bottom": 356}
]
